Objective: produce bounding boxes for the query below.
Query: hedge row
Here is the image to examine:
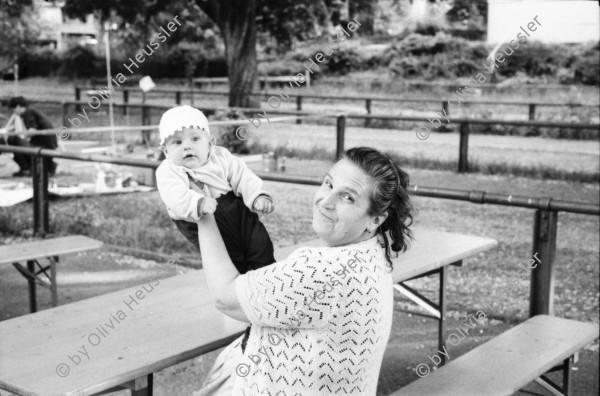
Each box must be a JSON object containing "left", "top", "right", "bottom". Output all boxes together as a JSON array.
[
  {"left": 267, "top": 33, "right": 599, "bottom": 85},
  {"left": 17, "top": 46, "right": 228, "bottom": 80},
  {"left": 17, "top": 34, "right": 600, "bottom": 86},
  {"left": 382, "top": 34, "right": 600, "bottom": 85}
]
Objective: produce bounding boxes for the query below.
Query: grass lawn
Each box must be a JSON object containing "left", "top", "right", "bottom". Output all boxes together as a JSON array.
[{"left": 2, "top": 77, "right": 598, "bottom": 182}]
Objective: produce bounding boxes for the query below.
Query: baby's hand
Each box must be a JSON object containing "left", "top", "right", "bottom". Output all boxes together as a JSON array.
[
  {"left": 201, "top": 197, "right": 218, "bottom": 215},
  {"left": 253, "top": 196, "right": 274, "bottom": 214}
]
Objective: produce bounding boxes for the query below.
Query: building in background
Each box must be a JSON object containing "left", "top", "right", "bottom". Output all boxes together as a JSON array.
[
  {"left": 36, "top": 0, "right": 99, "bottom": 52},
  {"left": 487, "top": 0, "right": 599, "bottom": 44}
]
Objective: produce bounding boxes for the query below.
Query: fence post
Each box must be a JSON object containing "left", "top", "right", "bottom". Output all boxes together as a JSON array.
[
  {"left": 296, "top": 96, "right": 302, "bottom": 124},
  {"left": 123, "top": 90, "right": 129, "bottom": 115},
  {"left": 142, "top": 105, "right": 151, "bottom": 146},
  {"left": 442, "top": 100, "right": 449, "bottom": 117},
  {"left": 62, "top": 102, "right": 68, "bottom": 127},
  {"left": 336, "top": 115, "right": 346, "bottom": 160},
  {"left": 75, "top": 87, "right": 81, "bottom": 112},
  {"left": 530, "top": 209, "right": 558, "bottom": 317},
  {"left": 176, "top": 91, "right": 182, "bottom": 105},
  {"left": 529, "top": 104, "right": 536, "bottom": 121},
  {"left": 458, "top": 122, "right": 470, "bottom": 172},
  {"left": 365, "top": 99, "right": 372, "bottom": 127},
  {"left": 32, "top": 153, "right": 49, "bottom": 236}
]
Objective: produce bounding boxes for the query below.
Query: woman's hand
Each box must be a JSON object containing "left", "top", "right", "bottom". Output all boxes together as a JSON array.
[{"left": 201, "top": 197, "right": 218, "bottom": 215}]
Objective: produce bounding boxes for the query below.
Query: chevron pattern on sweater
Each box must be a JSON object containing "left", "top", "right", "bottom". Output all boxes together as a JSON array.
[{"left": 235, "top": 236, "right": 394, "bottom": 395}]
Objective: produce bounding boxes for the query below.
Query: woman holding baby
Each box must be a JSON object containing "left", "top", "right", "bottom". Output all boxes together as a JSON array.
[{"left": 194, "top": 146, "right": 414, "bottom": 395}]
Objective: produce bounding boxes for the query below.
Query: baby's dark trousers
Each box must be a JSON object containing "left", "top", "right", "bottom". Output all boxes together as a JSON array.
[{"left": 172, "top": 191, "right": 275, "bottom": 274}]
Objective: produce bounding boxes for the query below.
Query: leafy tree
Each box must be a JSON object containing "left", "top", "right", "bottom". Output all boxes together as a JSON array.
[
  {"left": 0, "top": 0, "right": 41, "bottom": 73},
  {"left": 63, "top": 0, "right": 347, "bottom": 107},
  {"left": 446, "top": 0, "right": 487, "bottom": 28},
  {"left": 192, "top": 0, "right": 354, "bottom": 106},
  {"left": 192, "top": 0, "right": 259, "bottom": 107}
]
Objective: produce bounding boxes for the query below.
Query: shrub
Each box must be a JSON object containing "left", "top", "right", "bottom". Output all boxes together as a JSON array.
[
  {"left": 572, "top": 43, "right": 600, "bottom": 85},
  {"left": 59, "top": 46, "right": 101, "bottom": 78},
  {"left": 388, "top": 56, "right": 421, "bottom": 78},
  {"left": 464, "top": 42, "right": 490, "bottom": 60},
  {"left": 206, "top": 56, "right": 228, "bottom": 77},
  {"left": 211, "top": 110, "right": 250, "bottom": 154},
  {"left": 452, "top": 59, "right": 482, "bottom": 76},
  {"left": 318, "top": 48, "right": 364, "bottom": 75},
  {"left": 389, "top": 33, "right": 466, "bottom": 57},
  {"left": 18, "top": 50, "right": 61, "bottom": 78},
  {"left": 415, "top": 21, "right": 444, "bottom": 36},
  {"left": 258, "top": 60, "right": 306, "bottom": 76}
]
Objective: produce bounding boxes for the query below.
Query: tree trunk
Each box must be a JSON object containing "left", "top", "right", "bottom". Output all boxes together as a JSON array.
[{"left": 197, "top": 0, "right": 258, "bottom": 108}]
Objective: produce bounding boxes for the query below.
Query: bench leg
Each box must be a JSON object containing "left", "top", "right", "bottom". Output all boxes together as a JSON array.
[
  {"left": 27, "top": 260, "right": 37, "bottom": 313},
  {"left": 393, "top": 261, "right": 460, "bottom": 367},
  {"left": 562, "top": 356, "right": 573, "bottom": 396},
  {"left": 91, "top": 374, "right": 153, "bottom": 396},
  {"left": 50, "top": 256, "right": 58, "bottom": 307},
  {"left": 438, "top": 266, "right": 447, "bottom": 365},
  {"left": 131, "top": 373, "right": 153, "bottom": 396},
  {"left": 535, "top": 355, "right": 574, "bottom": 396}
]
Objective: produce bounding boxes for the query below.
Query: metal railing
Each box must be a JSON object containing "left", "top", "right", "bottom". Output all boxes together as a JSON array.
[
  {"left": 0, "top": 145, "right": 598, "bottom": 318},
  {"left": 75, "top": 86, "right": 600, "bottom": 123},
  {"left": 3, "top": 99, "right": 599, "bottom": 174}
]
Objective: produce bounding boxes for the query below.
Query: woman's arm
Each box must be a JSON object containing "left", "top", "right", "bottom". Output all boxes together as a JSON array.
[{"left": 196, "top": 214, "right": 249, "bottom": 322}]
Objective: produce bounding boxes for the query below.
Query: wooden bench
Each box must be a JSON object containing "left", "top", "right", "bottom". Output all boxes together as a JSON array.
[
  {"left": 0, "top": 228, "right": 495, "bottom": 395},
  {"left": 0, "top": 235, "right": 103, "bottom": 312},
  {"left": 390, "top": 315, "right": 599, "bottom": 396}
]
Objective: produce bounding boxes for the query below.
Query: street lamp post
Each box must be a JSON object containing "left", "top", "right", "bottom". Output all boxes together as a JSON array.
[{"left": 104, "top": 22, "right": 117, "bottom": 154}]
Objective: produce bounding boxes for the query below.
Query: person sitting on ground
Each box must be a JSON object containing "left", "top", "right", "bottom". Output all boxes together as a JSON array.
[
  {"left": 0, "top": 96, "right": 58, "bottom": 177},
  {"left": 193, "top": 146, "right": 415, "bottom": 395}
]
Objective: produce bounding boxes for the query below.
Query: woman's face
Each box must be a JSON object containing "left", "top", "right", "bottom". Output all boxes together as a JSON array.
[{"left": 313, "top": 158, "right": 384, "bottom": 246}]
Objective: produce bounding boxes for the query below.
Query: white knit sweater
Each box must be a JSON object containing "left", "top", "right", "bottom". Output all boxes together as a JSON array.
[{"left": 234, "top": 235, "right": 394, "bottom": 395}]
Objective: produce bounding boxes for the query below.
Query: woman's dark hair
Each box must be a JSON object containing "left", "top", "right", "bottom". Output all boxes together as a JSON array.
[
  {"left": 9, "top": 96, "right": 28, "bottom": 109},
  {"left": 343, "top": 147, "right": 415, "bottom": 269}
]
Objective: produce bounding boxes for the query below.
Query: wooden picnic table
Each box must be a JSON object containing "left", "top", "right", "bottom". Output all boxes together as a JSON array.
[
  {"left": 0, "top": 228, "right": 496, "bottom": 396},
  {"left": 0, "top": 235, "right": 103, "bottom": 313}
]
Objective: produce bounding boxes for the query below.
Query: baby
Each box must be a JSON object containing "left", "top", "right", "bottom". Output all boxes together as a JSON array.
[{"left": 155, "top": 105, "right": 275, "bottom": 274}]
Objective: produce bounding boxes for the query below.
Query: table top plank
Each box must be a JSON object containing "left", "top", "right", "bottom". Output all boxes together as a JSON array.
[
  {"left": 0, "top": 236, "right": 103, "bottom": 265},
  {"left": 392, "top": 315, "right": 599, "bottom": 396},
  {"left": 0, "top": 271, "right": 247, "bottom": 396},
  {"left": 0, "top": 228, "right": 496, "bottom": 396},
  {"left": 275, "top": 227, "right": 498, "bottom": 282}
]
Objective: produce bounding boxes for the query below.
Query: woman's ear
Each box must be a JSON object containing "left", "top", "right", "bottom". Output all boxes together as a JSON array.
[
  {"left": 370, "top": 211, "right": 388, "bottom": 233},
  {"left": 209, "top": 136, "right": 216, "bottom": 146}
]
